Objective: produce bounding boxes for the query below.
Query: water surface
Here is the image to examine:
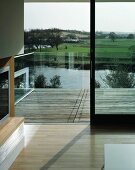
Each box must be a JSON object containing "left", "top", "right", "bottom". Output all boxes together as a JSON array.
[{"left": 34, "top": 66, "right": 90, "bottom": 89}]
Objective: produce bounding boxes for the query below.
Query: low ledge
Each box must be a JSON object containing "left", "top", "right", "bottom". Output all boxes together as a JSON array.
[{"left": 0, "top": 117, "right": 24, "bottom": 146}]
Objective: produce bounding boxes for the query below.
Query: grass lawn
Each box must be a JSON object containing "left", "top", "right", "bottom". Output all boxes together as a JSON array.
[
  {"left": 34, "top": 42, "right": 90, "bottom": 67},
  {"left": 36, "top": 43, "right": 90, "bottom": 53},
  {"left": 96, "top": 38, "right": 135, "bottom": 47},
  {"left": 96, "top": 39, "right": 135, "bottom": 64}
]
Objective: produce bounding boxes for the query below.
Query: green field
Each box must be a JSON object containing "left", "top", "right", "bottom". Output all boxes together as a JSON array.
[
  {"left": 32, "top": 41, "right": 90, "bottom": 69},
  {"left": 36, "top": 43, "right": 90, "bottom": 53},
  {"left": 96, "top": 39, "right": 135, "bottom": 64}
]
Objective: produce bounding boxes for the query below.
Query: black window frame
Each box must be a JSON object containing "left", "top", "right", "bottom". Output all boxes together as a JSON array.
[{"left": 90, "top": 0, "right": 135, "bottom": 125}]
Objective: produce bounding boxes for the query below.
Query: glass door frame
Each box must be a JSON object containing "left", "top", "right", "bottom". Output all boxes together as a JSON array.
[{"left": 90, "top": 0, "right": 135, "bottom": 125}]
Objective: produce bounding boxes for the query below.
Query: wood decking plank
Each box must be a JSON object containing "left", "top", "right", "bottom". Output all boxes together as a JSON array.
[
  {"left": 15, "top": 89, "right": 90, "bottom": 123},
  {"left": 96, "top": 88, "right": 135, "bottom": 114}
]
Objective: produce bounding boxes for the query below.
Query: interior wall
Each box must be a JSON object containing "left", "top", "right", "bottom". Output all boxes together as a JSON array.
[{"left": 0, "top": 0, "right": 24, "bottom": 59}]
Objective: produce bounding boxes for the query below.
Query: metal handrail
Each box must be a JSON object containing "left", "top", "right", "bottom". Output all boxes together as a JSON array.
[{"left": 14, "top": 52, "right": 34, "bottom": 59}]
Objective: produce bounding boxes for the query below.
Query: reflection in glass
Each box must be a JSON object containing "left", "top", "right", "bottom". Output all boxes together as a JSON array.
[
  {"left": 95, "top": 2, "right": 135, "bottom": 115},
  {"left": 0, "top": 70, "right": 9, "bottom": 120}
]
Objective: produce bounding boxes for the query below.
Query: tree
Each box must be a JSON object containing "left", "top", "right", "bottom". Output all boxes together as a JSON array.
[
  {"left": 24, "top": 31, "right": 35, "bottom": 52},
  {"left": 34, "top": 75, "right": 47, "bottom": 88},
  {"left": 50, "top": 75, "right": 61, "bottom": 88},
  {"left": 30, "top": 29, "right": 46, "bottom": 52},
  {"left": 109, "top": 32, "right": 117, "bottom": 42},
  {"left": 45, "top": 28, "right": 63, "bottom": 50},
  {"left": 127, "top": 34, "right": 134, "bottom": 39},
  {"left": 103, "top": 65, "right": 135, "bottom": 88},
  {"left": 95, "top": 31, "right": 106, "bottom": 39},
  {"left": 24, "top": 29, "right": 46, "bottom": 52}
]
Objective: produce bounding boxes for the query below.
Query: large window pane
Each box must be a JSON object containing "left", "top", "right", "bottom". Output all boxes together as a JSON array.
[
  {"left": 95, "top": 2, "right": 135, "bottom": 115},
  {"left": 15, "top": 3, "right": 90, "bottom": 123}
]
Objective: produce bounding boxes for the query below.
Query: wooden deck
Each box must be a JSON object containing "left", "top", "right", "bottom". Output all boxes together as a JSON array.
[
  {"left": 15, "top": 89, "right": 90, "bottom": 123},
  {"left": 96, "top": 88, "right": 135, "bottom": 114},
  {"left": 15, "top": 88, "right": 135, "bottom": 123}
]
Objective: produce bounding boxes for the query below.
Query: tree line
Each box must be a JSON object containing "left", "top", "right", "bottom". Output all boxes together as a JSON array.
[
  {"left": 96, "top": 31, "right": 135, "bottom": 41},
  {"left": 24, "top": 28, "right": 63, "bottom": 52}
]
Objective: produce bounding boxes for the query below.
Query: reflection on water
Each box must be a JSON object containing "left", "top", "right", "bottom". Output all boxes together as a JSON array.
[{"left": 34, "top": 66, "right": 90, "bottom": 89}]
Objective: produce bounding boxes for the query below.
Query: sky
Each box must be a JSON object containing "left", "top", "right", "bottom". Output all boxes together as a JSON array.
[
  {"left": 96, "top": 2, "right": 135, "bottom": 33},
  {"left": 24, "top": 3, "right": 90, "bottom": 32}
]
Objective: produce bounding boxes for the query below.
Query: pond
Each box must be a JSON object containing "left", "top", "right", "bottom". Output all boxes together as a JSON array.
[{"left": 34, "top": 66, "right": 90, "bottom": 89}]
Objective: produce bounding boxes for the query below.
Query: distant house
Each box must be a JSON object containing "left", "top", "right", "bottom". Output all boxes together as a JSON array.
[
  {"left": 105, "top": 36, "right": 109, "bottom": 39},
  {"left": 64, "top": 38, "right": 79, "bottom": 43}
]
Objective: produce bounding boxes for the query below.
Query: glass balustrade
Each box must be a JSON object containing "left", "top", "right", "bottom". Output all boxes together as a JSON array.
[{"left": 14, "top": 51, "right": 90, "bottom": 123}]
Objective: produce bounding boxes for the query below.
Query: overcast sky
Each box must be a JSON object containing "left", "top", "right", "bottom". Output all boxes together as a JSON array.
[
  {"left": 24, "top": 3, "right": 90, "bottom": 32},
  {"left": 96, "top": 2, "right": 135, "bottom": 33}
]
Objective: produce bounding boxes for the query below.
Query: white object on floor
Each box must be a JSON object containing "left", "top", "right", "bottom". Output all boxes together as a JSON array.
[{"left": 104, "top": 144, "right": 135, "bottom": 170}]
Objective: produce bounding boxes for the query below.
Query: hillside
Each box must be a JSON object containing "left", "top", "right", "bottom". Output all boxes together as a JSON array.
[{"left": 61, "top": 29, "right": 90, "bottom": 38}]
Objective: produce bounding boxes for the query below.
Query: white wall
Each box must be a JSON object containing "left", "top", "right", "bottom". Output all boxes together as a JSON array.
[{"left": 0, "top": 0, "right": 24, "bottom": 59}]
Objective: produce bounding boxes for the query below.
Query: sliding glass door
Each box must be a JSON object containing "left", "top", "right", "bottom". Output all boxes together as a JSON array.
[{"left": 91, "top": 1, "right": 135, "bottom": 124}]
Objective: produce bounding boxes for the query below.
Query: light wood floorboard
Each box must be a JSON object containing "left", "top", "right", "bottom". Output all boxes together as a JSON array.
[
  {"left": 10, "top": 124, "right": 88, "bottom": 170},
  {"left": 9, "top": 124, "right": 135, "bottom": 170}
]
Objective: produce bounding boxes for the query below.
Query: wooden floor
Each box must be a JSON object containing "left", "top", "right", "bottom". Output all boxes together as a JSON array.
[
  {"left": 96, "top": 88, "right": 135, "bottom": 114},
  {"left": 15, "top": 89, "right": 90, "bottom": 123},
  {"left": 9, "top": 124, "right": 135, "bottom": 170}
]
